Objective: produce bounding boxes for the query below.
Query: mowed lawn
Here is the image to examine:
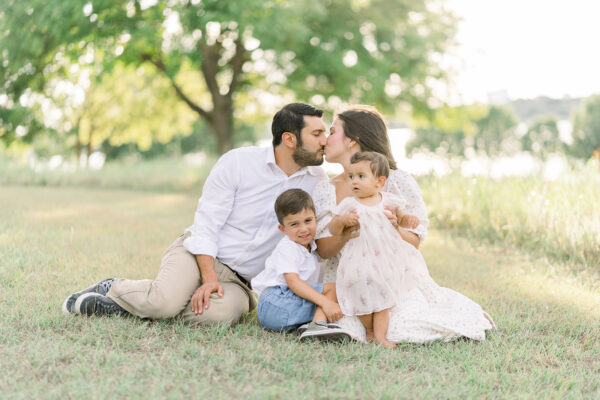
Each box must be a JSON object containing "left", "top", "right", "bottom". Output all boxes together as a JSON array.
[{"left": 0, "top": 186, "right": 598, "bottom": 399}]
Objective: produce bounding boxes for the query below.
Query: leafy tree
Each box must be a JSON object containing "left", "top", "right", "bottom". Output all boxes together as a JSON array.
[
  {"left": 521, "top": 117, "right": 560, "bottom": 160},
  {"left": 570, "top": 94, "right": 600, "bottom": 160},
  {"left": 472, "top": 105, "right": 518, "bottom": 156},
  {"left": 406, "top": 103, "right": 486, "bottom": 156},
  {"left": 1, "top": 0, "right": 457, "bottom": 153}
]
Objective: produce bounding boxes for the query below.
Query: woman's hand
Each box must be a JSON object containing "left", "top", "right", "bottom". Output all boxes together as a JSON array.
[{"left": 383, "top": 207, "right": 398, "bottom": 227}]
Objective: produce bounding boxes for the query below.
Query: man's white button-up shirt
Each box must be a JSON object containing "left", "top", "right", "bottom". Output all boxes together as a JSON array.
[{"left": 183, "top": 145, "right": 327, "bottom": 281}]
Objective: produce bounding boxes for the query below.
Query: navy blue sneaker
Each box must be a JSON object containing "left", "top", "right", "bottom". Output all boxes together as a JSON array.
[
  {"left": 74, "top": 293, "right": 128, "bottom": 317},
  {"left": 62, "top": 279, "right": 115, "bottom": 314}
]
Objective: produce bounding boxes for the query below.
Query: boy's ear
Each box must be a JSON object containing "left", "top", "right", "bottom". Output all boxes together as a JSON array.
[
  {"left": 278, "top": 224, "right": 285, "bottom": 234},
  {"left": 281, "top": 132, "right": 297, "bottom": 149}
]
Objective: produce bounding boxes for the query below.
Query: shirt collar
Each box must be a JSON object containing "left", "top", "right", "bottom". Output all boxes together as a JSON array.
[
  {"left": 283, "top": 236, "right": 317, "bottom": 255},
  {"left": 266, "top": 145, "right": 323, "bottom": 177}
]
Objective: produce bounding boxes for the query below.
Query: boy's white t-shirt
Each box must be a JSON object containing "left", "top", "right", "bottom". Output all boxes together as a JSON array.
[{"left": 251, "top": 236, "right": 320, "bottom": 296}]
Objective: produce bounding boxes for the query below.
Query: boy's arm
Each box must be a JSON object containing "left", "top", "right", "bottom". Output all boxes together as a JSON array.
[{"left": 284, "top": 273, "right": 342, "bottom": 322}]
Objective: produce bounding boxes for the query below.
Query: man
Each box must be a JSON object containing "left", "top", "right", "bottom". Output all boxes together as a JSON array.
[{"left": 62, "top": 103, "right": 342, "bottom": 334}]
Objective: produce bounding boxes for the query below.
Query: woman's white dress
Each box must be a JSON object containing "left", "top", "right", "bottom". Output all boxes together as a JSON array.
[{"left": 314, "top": 170, "right": 495, "bottom": 343}]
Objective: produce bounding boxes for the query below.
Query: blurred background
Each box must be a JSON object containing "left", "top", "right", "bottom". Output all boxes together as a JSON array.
[
  {"left": 2, "top": 0, "right": 600, "bottom": 179},
  {"left": 1, "top": 1, "right": 598, "bottom": 280}
]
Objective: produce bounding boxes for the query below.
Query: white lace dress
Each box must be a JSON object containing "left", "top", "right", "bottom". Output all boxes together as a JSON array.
[{"left": 314, "top": 170, "right": 495, "bottom": 343}]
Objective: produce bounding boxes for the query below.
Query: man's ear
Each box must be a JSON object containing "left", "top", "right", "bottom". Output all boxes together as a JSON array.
[
  {"left": 281, "top": 132, "right": 297, "bottom": 149},
  {"left": 278, "top": 224, "right": 285, "bottom": 234}
]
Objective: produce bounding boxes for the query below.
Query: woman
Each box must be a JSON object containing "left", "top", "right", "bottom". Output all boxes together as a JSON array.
[{"left": 314, "top": 105, "right": 494, "bottom": 343}]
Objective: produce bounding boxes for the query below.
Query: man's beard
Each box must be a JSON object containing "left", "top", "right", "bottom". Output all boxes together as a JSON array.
[{"left": 293, "top": 145, "right": 324, "bottom": 167}]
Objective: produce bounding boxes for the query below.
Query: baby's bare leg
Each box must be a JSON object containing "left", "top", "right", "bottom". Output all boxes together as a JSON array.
[
  {"left": 313, "top": 283, "right": 338, "bottom": 322},
  {"left": 358, "top": 313, "right": 374, "bottom": 342},
  {"left": 373, "top": 308, "right": 396, "bottom": 349}
]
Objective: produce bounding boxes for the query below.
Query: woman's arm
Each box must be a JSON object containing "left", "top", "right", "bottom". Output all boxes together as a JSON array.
[
  {"left": 398, "top": 229, "right": 420, "bottom": 249},
  {"left": 316, "top": 224, "right": 358, "bottom": 259}
]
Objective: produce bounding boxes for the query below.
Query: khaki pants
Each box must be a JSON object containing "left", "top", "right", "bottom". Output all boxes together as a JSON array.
[{"left": 106, "top": 234, "right": 257, "bottom": 325}]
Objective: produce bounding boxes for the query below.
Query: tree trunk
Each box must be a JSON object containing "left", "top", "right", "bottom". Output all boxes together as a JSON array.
[
  {"left": 208, "top": 98, "right": 234, "bottom": 154},
  {"left": 142, "top": 37, "right": 246, "bottom": 154}
]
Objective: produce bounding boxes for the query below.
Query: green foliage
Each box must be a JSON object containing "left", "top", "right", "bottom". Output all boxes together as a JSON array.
[
  {"left": 473, "top": 105, "right": 519, "bottom": 155},
  {"left": 521, "top": 117, "right": 561, "bottom": 159},
  {"left": 510, "top": 96, "right": 581, "bottom": 122},
  {"left": 570, "top": 94, "right": 600, "bottom": 159},
  {"left": 407, "top": 104, "right": 519, "bottom": 157},
  {"left": 1, "top": 0, "right": 457, "bottom": 154}
]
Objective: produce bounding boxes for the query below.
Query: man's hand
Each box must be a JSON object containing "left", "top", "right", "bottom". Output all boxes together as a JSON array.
[
  {"left": 321, "top": 299, "right": 343, "bottom": 322},
  {"left": 190, "top": 281, "right": 223, "bottom": 314}
]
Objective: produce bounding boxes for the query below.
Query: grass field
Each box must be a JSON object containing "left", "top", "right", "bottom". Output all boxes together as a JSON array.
[
  {"left": 1, "top": 185, "right": 598, "bottom": 399},
  {"left": 419, "top": 166, "right": 600, "bottom": 268}
]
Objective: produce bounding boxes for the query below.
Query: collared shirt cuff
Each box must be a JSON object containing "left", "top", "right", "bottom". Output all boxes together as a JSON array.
[{"left": 183, "top": 236, "right": 218, "bottom": 257}]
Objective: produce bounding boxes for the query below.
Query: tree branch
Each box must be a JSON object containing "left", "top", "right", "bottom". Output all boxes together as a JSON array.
[
  {"left": 197, "top": 41, "right": 222, "bottom": 106},
  {"left": 227, "top": 38, "right": 246, "bottom": 99},
  {"left": 140, "top": 53, "right": 211, "bottom": 121}
]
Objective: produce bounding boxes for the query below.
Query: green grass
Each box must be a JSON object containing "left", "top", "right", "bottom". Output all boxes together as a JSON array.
[
  {"left": 1, "top": 186, "right": 598, "bottom": 399},
  {"left": 0, "top": 156, "right": 216, "bottom": 192},
  {"left": 418, "top": 165, "right": 600, "bottom": 268}
]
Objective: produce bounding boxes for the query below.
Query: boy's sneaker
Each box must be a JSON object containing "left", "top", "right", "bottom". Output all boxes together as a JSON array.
[
  {"left": 62, "top": 278, "right": 115, "bottom": 314},
  {"left": 74, "top": 293, "right": 129, "bottom": 317},
  {"left": 299, "top": 321, "right": 352, "bottom": 342},
  {"left": 297, "top": 322, "right": 342, "bottom": 335}
]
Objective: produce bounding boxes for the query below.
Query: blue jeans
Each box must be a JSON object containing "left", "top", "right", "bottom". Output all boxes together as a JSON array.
[{"left": 257, "top": 284, "right": 324, "bottom": 332}]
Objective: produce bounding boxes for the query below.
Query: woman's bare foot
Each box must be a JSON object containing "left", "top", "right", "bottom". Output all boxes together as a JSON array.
[
  {"left": 374, "top": 335, "right": 397, "bottom": 349},
  {"left": 365, "top": 328, "right": 374, "bottom": 343}
]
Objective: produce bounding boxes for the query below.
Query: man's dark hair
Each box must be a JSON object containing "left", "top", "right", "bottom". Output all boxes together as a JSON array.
[
  {"left": 272, "top": 103, "right": 323, "bottom": 147},
  {"left": 274, "top": 189, "right": 316, "bottom": 225},
  {"left": 350, "top": 151, "right": 390, "bottom": 178}
]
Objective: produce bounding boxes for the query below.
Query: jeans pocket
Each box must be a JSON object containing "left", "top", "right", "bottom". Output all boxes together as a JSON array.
[{"left": 257, "top": 297, "right": 290, "bottom": 332}]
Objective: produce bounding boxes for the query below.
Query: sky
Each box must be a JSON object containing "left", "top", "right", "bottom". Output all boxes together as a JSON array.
[{"left": 444, "top": 0, "right": 600, "bottom": 104}]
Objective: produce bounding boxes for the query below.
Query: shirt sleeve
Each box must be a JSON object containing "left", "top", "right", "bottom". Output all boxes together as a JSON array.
[
  {"left": 183, "top": 150, "right": 240, "bottom": 256},
  {"left": 333, "top": 197, "right": 357, "bottom": 216},
  {"left": 313, "top": 180, "right": 336, "bottom": 239},
  {"left": 272, "top": 240, "right": 302, "bottom": 275},
  {"left": 382, "top": 191, "right": 407, "bottom": 210},
  {"left": 387, "top": 169, "right": 429, "bottom": 242}
]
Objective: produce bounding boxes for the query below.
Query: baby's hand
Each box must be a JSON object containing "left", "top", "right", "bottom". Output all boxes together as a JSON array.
[
  {"left": 343, "top": 210, "right": 359, "bottom": 227},
  {"left": 399, "top": 214, "right": 419, "bottom": 229}
]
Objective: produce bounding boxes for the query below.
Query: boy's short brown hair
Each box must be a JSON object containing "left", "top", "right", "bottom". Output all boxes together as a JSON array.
[
  {"left": 274, "top": 189, "right": 316, "bottom": 225},
  {"left": 350, "top": 151, "right": 390, "bottom": 178}
]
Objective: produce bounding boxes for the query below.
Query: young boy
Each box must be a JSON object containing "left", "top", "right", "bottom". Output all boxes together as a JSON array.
[{"left": 251, "top": 189, "right": 351, "bottom": 341}]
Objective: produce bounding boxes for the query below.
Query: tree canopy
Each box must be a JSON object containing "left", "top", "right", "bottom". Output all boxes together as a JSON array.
[
  {"left": 570, "top": 94, "right": 600, "bottom": 160},
  {"left": 1, "top": 0, "right": 457, "bottom": 154}
]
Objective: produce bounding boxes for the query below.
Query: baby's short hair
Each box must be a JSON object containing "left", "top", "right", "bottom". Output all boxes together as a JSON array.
[
  {"left": 350, "top": 151, "right": 390, "bottom": 178},
  {"left": 274, "top": 189, "right": 316, "bottom": 225}
]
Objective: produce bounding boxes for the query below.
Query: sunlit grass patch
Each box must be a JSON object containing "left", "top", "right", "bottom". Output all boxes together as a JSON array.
[{"left": 419, "top": 166, "right": 600, "bottom": 268}]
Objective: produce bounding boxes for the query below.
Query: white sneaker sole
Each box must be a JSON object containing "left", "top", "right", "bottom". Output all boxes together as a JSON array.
[{"left": 299, "top": 328, "right": 351, "bottom": 341}]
